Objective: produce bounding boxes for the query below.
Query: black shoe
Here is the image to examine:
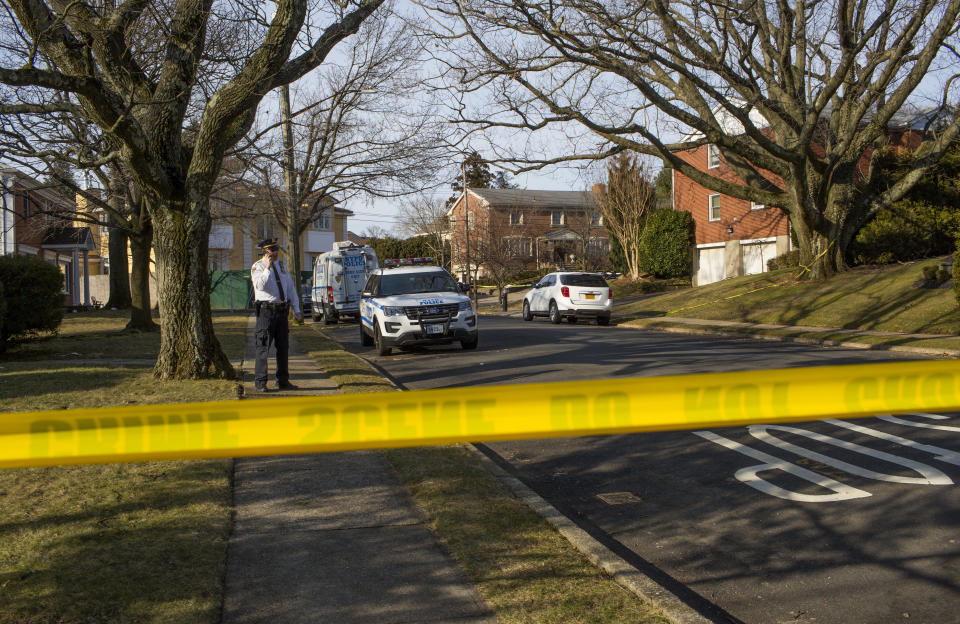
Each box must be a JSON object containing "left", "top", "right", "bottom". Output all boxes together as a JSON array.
[
  {"left": 277, "top": 382, "right": 297, "bottom": 390},
  {"left": 254, "top": 383, "right": 269, "bottom": 392}
]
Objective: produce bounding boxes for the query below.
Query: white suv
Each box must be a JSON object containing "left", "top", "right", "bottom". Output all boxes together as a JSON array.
[
  {"left": 522, "top": 272, "right": 612, "bottom": 325},
  {"left": 359, "top": 258, "right": 478, "bottom": 356}
]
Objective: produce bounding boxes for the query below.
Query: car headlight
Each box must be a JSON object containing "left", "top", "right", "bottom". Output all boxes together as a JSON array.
[
  {"left": 383, "top": 306, "right": 405, "bottom": 317},
  {"left": 458, "top": 301, "right": 472, "bottom": 312}
]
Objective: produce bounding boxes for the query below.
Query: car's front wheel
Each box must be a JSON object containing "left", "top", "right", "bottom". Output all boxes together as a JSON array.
[
  {"left": 375, "top": 323, "right": 391, "bottom": 356},
  {"left": 522, "top": 300, "right": 532, "bottom": 321},
  {"left": 461, "top": 334, "right": 478, "bottom": 350},
  {"left": 549, "top": 301, "right": 561, "bottom": 324}
]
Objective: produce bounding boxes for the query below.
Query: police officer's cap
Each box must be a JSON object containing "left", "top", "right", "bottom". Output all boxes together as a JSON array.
[{"left": 258, "top": 238, "right": 279, "bottom": 251}]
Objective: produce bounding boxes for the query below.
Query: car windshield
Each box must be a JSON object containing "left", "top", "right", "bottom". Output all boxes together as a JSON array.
[
  {"left": 559, "top": 273, "right": 608, "bottom": 287},
  {"left": 378, "top": 270, "right": 457, "bottom": 296}
]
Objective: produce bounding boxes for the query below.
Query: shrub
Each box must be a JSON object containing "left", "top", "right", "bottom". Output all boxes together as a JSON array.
[
  {"left": 849, "top": 200, "right": 960, "bottom": 266},
  {"left": 955, "top": 239, "right": 960, "bottom": 309},
  {"left": 638, "top": 209, "right": 692, "bottom": 278},
  {"left": 0, "top": 253, "right": 65, "bottom": 350},
  {"left": 767, "top": 249, "right": 801, "bottom": 271},
  {"left": 922, "top": 265, "right": 939, "bottom": 281},
  {"left": 937, "top": 269, "right": 951, "bottom": 283}
]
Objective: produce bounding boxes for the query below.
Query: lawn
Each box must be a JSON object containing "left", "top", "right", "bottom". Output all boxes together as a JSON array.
[
  {"left": 615, "top": 257, "right": 959, "bottom": 342},
  {"left": 0, "top": 312, "right": 246, "bottom": 624}
]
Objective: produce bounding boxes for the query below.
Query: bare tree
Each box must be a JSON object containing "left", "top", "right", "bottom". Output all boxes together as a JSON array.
[
  {"left": 231, "top": 9, "right": 447, "bottom": 283},
  {"left": 398, "top": 194, "right": 450, "bottom": 267},
  {"left": 0, "top": 0, "right": 387, "bottom": 379},
  {"left": 470, "top": 209, "right": 535, "bottom": 309},
  {"left": 593, "top": 154, "right": 656, "bottom": 280},
  {"left": 424, "top": 0, "right": 960, "bottom": 279},
  {"left": 0, "top": 106, "right": 158, "bottom": 330}
]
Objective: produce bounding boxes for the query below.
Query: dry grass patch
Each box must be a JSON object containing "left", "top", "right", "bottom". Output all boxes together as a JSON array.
[{"left": 0, "top": 312, "right": 249, "bottom": 623}]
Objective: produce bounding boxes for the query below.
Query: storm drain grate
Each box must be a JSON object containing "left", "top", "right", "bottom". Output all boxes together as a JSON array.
[{"left": 596, "top": 491, "right": 643, "bottom": 505}]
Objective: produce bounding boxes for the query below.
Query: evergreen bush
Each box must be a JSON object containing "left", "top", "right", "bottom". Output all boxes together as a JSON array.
[
  {"left": 0, "top": 254, "right": 65, "bottom": 351},
  {"left": 638, "top": 210, "right": 692, "bottom": 278},
  {"left": 922, "top": 265, "right": 939, "bottom": 281},
  {"left": 850, "top": 201, "right": 959, "bottom": 265}
]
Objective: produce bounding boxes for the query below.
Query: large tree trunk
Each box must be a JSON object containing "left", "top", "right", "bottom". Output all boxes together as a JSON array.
[
  {"left": 152, "top": 204, "right": 233, "bottom": 379},
  {"left": 104, "top": 215, "right": 132, "bottom": 309},
  {"left": 127, "top": 222, "right": 158, "bottom": 332}
]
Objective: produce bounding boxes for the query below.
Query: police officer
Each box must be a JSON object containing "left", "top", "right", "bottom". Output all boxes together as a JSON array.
[{"left": 251, "top": 238, "right": 303, "bottom": 392}]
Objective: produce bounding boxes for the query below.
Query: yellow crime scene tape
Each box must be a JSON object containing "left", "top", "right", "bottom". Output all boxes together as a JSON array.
[{"left": 1, "top": 359, "right": 958, "bottom": 470}]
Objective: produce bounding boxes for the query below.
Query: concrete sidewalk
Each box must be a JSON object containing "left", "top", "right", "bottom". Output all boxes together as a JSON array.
[{"left": 222, "top": 316, "right": 495, "bottom": 624}]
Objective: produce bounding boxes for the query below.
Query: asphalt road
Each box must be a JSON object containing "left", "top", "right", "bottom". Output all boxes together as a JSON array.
[{"left": 322, "top": 315, "right": 960, "bottom": 624}]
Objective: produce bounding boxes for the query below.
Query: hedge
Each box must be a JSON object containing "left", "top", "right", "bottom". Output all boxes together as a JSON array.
[
  {"left": 0, "top": 253, "right": 65, "bottom": 351},
  {"left": 638, "top": 209, "right": 693, "bottom": 278}
]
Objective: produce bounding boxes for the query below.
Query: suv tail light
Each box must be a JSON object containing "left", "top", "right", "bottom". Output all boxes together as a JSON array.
[
  {"left": 609, "top": 288, "right": 613, "bottom": 298},
  {"left": 560, "top": 286, "right": 570, "bottom": 298},
  {"left": 327, "top": 286, "right": 334, "bottom": 303}
]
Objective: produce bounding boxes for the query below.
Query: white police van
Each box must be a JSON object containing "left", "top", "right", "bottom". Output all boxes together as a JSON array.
[
  {"left": 359, "top": 258, "right": 478, "bottom": 356},
  {"left": 312, "top": 241, "right": 378, "bottom": 324}
]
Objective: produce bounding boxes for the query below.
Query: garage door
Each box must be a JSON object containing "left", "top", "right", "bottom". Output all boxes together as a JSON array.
[
  {"left": 696, "top": 247, "right": 725, "bottom": 286},
  {"left": 742, "top": 242, "right": 777, "bottom": 276}
]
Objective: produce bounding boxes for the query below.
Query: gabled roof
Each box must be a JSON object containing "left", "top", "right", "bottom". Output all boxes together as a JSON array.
[
  {"left": 42, "top": 226, "right": 96, "bottom": 251},
  {"left": 457, "top": 188, "right": 597, "bottom": 213}
]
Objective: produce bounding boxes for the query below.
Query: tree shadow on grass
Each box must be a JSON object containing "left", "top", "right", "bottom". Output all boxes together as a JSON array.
[{"left": 0, "top": 459, "right": 231, "bottom": 623}]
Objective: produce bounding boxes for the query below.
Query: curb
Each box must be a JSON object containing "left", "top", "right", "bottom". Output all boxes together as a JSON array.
[
  {"left": 624, "top": 322, "right": 960, "bottom": 358},
  {"left": 466, "top": 444, "right": 714, "bottom": 624}
]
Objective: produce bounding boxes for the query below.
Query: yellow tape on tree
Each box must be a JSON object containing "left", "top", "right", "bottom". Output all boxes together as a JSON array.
[{"left": 1, "top": 360, "right": 958, "bottom": 469}]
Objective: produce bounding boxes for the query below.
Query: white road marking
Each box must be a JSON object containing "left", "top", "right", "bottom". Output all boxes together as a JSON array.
[
  {"left": 694, "top": 431, "right": 872, "bottom": 502},
  {"left": 823, "top": 418, "right": 960, "bottom": 466},
  {"left": 876, "top": 413, "right": 960, "bottom": 433},
  {"left": 748, "top": 424, "right": 953, "bottom": 485}
]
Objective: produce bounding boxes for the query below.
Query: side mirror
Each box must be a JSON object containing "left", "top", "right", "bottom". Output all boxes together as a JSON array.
[{"left": 362, "top": 291, "right": 372, "bottom": 298}]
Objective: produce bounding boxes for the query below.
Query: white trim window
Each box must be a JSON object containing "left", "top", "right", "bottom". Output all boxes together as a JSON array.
[
  {"left": 551, "top": 210, "right": 564, "bottom": 226},
  {"left": 750, "top": 200, "right": 764, "bottom": 211},
  {"left": 591, "top": 212, "right": 603, "bottom": 226},
  {"left": 509, "top": 210, "right": 524, "bottom": 225},
  {"left": 707, "top": 144, "right": 720, "bottom": 168},
  {"left": 313, "top": 211, "right": 331, "bottom": 230},
  {"left": 709, "top": 194, "right": 721, "bottom": 221}
]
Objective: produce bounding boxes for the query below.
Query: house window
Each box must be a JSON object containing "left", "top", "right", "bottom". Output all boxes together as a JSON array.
[
  {"left": 314, "top": 211, "right": 331, "bottom": 230},
  {"left": 551, "top": 210, "right": 564, "bottom": 226},
  {"left": 509, "top": 210, "right": 524, "bottom": 225},
  {"left": 707, "top": 144, "right": 720, "bottom": 168},
  {"left": 256, "top": 216, "right": 278, "bottom": 240},
  {"left": 751, "top": 200, "right": 764, "bottom": 211},
  {"left": 586, "top": 237, "right": 609, "bottom": 256},
  {"left": 506, "top": 237, "right": 532, "bottom": 257},
  {"left": 591, "top": 212, "right": 603, "bottom": 226},
  {"left": 709, "top": 194, "right": 721, "bottom": 221}
]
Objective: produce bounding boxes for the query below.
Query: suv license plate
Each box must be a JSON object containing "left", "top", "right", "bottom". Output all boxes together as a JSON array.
[
  {"left": 585, "top": 293, "right": 595, "bottom": 299},
  {"left": 424, "top": 324, "right": 444, "bottom": 335}
]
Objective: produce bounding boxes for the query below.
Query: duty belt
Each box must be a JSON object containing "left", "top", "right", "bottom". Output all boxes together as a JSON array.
[{"left": 256, "top": 301, "right": 288, "bottom": 310}]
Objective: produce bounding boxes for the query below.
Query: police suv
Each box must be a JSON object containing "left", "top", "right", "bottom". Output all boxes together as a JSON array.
[{"left": 359, "top": 258, "right": 478, "bottom": 356}]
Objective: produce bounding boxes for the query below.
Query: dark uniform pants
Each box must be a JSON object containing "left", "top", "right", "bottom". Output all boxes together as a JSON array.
[{"left": 254, "top": 304, "right": 289, "bottom": 387}]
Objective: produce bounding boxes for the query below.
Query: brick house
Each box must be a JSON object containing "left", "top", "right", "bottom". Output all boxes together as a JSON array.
[
  {"left": 672, "top": 109, "right": 931, "bottom": 286},
  {"left": 445, "top": 188, "right": 608, "bottom": 281},
  {"left": 0, "top": 168, "right": 104, "bottom": 307}
]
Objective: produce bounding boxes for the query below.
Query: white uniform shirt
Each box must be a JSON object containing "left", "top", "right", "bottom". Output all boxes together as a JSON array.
[{"left": 251, "top": 257, "right": 301, "bottom": 316}]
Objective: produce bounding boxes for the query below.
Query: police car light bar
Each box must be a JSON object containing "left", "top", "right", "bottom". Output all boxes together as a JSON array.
[{"left": 384, "top": 257, "right": 433, "bottom": 268}]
